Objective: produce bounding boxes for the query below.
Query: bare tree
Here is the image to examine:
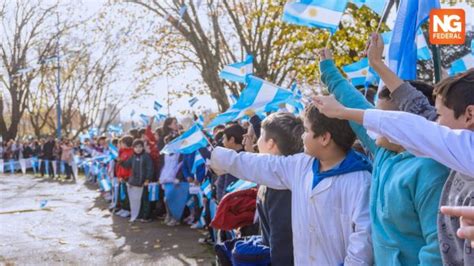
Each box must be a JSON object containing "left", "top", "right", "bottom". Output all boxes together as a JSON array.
[{"left": 0, "top": 0, "right": 66, "bottom": 141}]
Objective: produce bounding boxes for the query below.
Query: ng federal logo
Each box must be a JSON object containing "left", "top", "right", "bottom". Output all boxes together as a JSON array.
[{"left": 429, "top": 9, "right": 466, "bottom": 45}]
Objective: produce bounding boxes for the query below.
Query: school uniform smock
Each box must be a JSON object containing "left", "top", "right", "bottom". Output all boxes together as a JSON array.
[{"left": 210, "top": 147, "right": 373, "bottom": 266}]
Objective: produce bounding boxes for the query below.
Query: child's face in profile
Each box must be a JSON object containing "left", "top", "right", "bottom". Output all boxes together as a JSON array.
[
  {"left": 257, "top": 129, "right": 279, "bottom": 155},
  {"left": 435, "top": 96, "right": 472, "bottom": 130},
  {"left": 134, "top": 145, "right": 144, "bottom": 154},
  {"left": 302, "top": 117, "right": 324, "bottom": 158}
]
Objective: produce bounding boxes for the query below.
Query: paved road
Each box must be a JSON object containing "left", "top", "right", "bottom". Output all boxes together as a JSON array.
[{"left": 0, "top": 174, "right": 214, "bottom": 265}]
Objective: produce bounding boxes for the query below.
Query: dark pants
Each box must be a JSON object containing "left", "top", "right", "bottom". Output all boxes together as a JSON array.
[
  {"left": 40, "top": 160, "right": 54, "bottom": 177},
  {"left": 139, "top": 187, "right": 155, "bottom": 220},
  {"left": 119, "top": 181, "right": 130, "bottom": 211},
  {"left": 65, "top": 164, "right": 74, "bottom": 180}
]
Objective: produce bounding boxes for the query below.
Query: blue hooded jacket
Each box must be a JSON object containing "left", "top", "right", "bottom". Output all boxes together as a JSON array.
[{"left": 312, "top": 149, "right": 372, "bottom": 189}]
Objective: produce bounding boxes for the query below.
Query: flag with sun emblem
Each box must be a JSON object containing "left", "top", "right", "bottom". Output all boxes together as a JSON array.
[
  {"left": 207, "top": 75, "right": 296, "bottom": 128},
  {"left": 161, "top": 124, "right": 209, "bottom": 154},
  {"left": 342, "top": 58, "right": 372, "bottom": 87},
  {"left": 282, "top": 0, "right": 348, "bottom": 33},
  {"left": 219, "top": 55, "right": 253, "bottom": 84}
]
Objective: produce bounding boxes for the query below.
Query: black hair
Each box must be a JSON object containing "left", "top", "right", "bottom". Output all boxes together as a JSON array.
[
  {"left": 132, "top": 139, "right": 144, "bottom": 148},
  {"left": 223, "top": 124, "right": 246, "bottom": 145},
  {"left": 304, "top": 104, "right": 356, "bottom": 152},
  {"left": 379, "top": 80, "right": 435, "bottom": 106}
]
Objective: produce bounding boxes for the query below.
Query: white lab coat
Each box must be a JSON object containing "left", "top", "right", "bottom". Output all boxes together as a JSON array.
[
  {"left": 211, "top": 147, "right": 373, "bottom": 266},
  {"left": 363, "top": 109, "right": 474, "bottom": 176}
]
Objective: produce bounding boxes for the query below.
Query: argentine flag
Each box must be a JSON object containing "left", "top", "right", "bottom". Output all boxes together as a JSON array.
[
  {"left": 201, "top": 179, "right": 212, "bottom": 199},
  {"left": 416, "top": 29, "right": 431, "bottom": 61},
  {"left": 290, "top": 82, "right": 302, "bottom": 99},
  {"left": 381, "top": 31, "right": 391, "bottom": 57},
  {"left": 342, "top": 58, "right": 371, "bottom": 87},
  {"left": 282, "top": 0, "right": 348, "bottom": 33},
  {"left": 229, "top": 93, "right": 239, "bottom": 104},
  {"left": 207, "top": 76, "right": 296, "bottom": 128},
  {"left": 155, "top": 113, "right": 167, "bottom": 123},
  {"left": 188, "top": 97, "right": 199, "bottom": 107},
  {"left": 364, "top": 67, "right": 379, "bottom": 88},
  {"left": 108, "top": 143, "right": 119, "bottom": 159},
  {"left": 449, "top": 53, "right": 474, "bottom": 76},
  {"left": 139, "top": 114, "right": 150, "bottom": 125},
  {"left": 195, "top": 115, "right": 205, "bottom": 126},
  {"left": 107, "top": 124, "right": 123, "bottom": 134},
  {"left": 219, "top": 55, "right": 253, "bottom": 83},
  {"left": 154, "top": 101, "right": 163, "bottom": 112},
  {"left": 382, "top": 30, "right": 431, "bottom": 60},
  {"left": 226, "top": 179, "right": 257, "bottom": 193},
  {"left": 191, "top": 151, "right": 205, "bottom": 174},
  {"left": 161, "top": 124, "right": 209, "bottom": 154}
]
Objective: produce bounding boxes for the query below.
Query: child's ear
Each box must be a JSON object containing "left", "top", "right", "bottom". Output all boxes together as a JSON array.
[
  {"left": 321, "top": 132, "right": 332, "bottom": 147},
  {"left": 464, "top": 105, "right": 474, "bottom": 129}
]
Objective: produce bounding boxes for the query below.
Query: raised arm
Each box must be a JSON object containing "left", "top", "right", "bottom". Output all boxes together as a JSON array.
[
  {"left": 363, "top": 109, "right": 474, "bottom": 176},
  {"left": 210, "top": 147, "right": 310, "bottom": 190},
  {"left": 319, "top": 51, "right": 376, "bottom": 154},
  {"left": 367, "top": 33, "right": 437, "bottom": 121}
]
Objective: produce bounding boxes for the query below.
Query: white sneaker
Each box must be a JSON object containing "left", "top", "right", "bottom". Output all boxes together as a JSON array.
[
  {"left": 166, "top": 219, "right": 179, "bottom": 227},
  {"left": 104, "top": 194, "right": 112, "bottom": 201},
  {"left": 119, "top": 210, "right": 130, "bottom": 218},
  {"left": 115, "top": 209, "right": 125, "bottom": 216},
  {"left": 190, "top": 223, "right": 203, "bottom": 229},
  {"left": 184, "top": 215, "right": 194, "bottom": 225},
  {"left": 164, "top": 215, "right": 171, "bottom": 224}
]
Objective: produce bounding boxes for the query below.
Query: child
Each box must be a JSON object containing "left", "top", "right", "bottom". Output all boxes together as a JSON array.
[
  {"left": 314, "top": 67, "right": 474, "bottom": 265},
  {"left": 255, "top": 112, "right": 304, "bottom": 266},
  {"left": 210, "top": 105, "right": 373, "bottom": 265},
  {"left": 215, "top": 124, "right": 246, "bottom": 201},
  {"left": 115, "top": 136, "right": 134, "bottom": 218},
  {"left": 317, "top": 48, "right": 449, "bottom": 266},
  {"left": 159, "top": 134, "right": 185, "bottom": 227},
  {"left": 119, "top": 139, "right": 153, "bottom": 222}
]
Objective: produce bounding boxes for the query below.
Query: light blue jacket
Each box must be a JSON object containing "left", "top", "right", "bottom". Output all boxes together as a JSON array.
[{"left": 320, "top": 59, "right": 450, "bottom": 266}]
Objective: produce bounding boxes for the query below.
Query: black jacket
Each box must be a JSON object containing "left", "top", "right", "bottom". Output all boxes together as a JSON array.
[
  {"left": 42, "top": 141, "right": 55, "bottom": 159},
  {"left": 121, "top": 152, "right": 153, "bottom": 187}
]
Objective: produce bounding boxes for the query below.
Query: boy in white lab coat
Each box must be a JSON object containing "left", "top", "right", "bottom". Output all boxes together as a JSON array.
[{"left": 210, "top": 105, "right": 373, "bottom": 266}]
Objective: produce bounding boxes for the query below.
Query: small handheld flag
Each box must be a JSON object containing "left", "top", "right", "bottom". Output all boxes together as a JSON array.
[
  {"left": 342, "top": 58, "right": 371, "bottom": 87},
  {"left": 219, "top": 55, "right": 253, "bottom": 83},
  {"left": 188, "top": 97, "right": 199, "bottom": 107},
  {"left": 191, "top": 151, "right": 205, "bottom": 174},
  {"left": 161, "top": 124, "right": 209, "bottom": 154},
  {"left": 139, "top": 114, "right": 151, "bottom": 125},
  {"left": 449, "top": 53, "right": 474, "bottom": 76},
  {"left": 154, "top": 101, "right": 163, "bottom": 112},
  {"left": 108, "top": 143, "right": 119, "bottom": 159}
]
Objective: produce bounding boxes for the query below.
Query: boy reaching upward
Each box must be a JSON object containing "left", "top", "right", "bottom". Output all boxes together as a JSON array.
[
  {"left": 210, "top": 105, "right": 373, "bottom": 266},
  {"left": 314, "top": 50, "right": 473, "bottom": 265}
]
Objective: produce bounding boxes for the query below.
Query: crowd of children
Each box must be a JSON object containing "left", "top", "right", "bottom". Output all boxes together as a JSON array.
[{"left": 1, "top": 32, "right": 472, "bottom": 266}]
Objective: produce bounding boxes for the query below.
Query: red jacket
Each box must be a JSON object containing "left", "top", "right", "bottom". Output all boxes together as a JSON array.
[
  {"left": 210, "top": 188, "right": 257, "bottom": 231},
  {"left": 116, "top": 147, "right": 134, "bottom": 180},
  {"left": 145, "top": 126, "right": 160, "bottom": 175}
]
